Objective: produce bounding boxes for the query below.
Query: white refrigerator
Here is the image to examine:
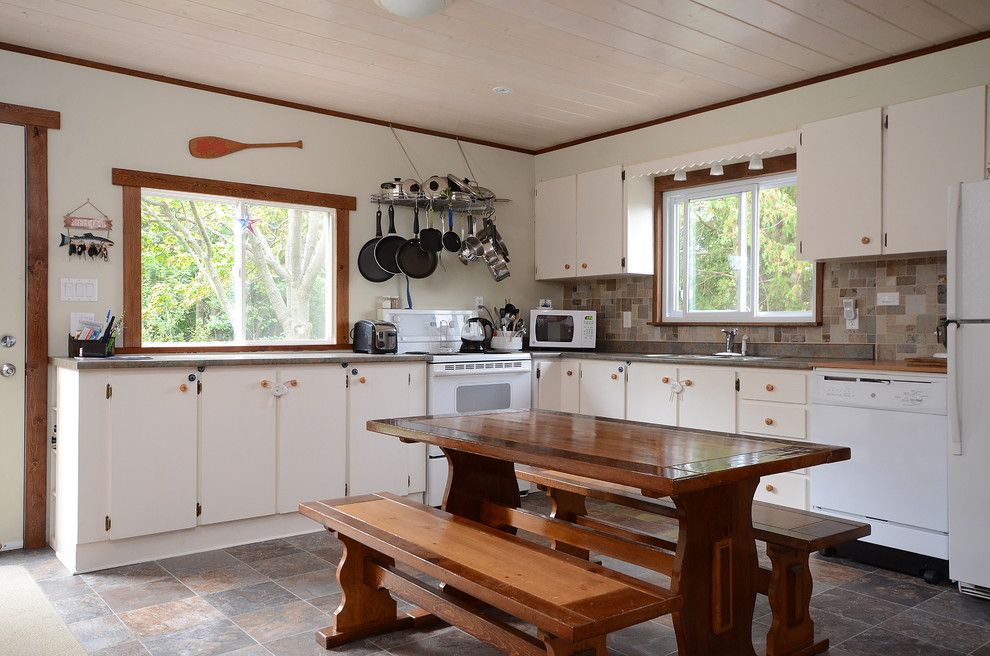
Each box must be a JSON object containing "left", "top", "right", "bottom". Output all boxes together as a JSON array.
[{"left": 947, "top": 179, "right": 990, "bottom": 599}]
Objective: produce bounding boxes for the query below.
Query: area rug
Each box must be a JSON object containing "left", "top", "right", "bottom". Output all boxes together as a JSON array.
[{"left": 0, "top": 566, "right": 87, "bottom": 656}]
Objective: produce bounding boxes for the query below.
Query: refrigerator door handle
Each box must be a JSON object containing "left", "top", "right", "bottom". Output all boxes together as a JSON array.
[{"left": 948, "top": 320, "right": 962, "bottom": 456}]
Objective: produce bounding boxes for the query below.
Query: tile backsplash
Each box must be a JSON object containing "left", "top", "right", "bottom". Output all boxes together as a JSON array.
[{"left": 562, "top": 255, "right": 946, "bottom": 361}]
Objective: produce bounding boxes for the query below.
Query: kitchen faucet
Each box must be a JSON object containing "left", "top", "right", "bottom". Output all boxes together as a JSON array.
[{"left": 721, "top": 328, "right": 738, "bottom": 354}]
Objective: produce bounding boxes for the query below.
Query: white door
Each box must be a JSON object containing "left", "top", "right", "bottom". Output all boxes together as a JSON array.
[
  {"left": 677, "top": 366, "right": 736, "bottom": 432},
  {"left": 884, "top": 87, "right": 986, "bottom": 254},
  {"left": 798, "top": 108, "right": 883, "bottom": 260},
  {"left": 108, "top": 370, "right": 198, "bottom": 539},
  {"left": 576, "top": 166, "right": 623, "bottom": 277},
  {"left": 626, "top": 362, "right": 678, "bottom": 426},
  {"left": 348, "top": 363, "right": 420, "bottom": 497},
  {"left": 559, "top": 359, "right": 580, "bottom": 413},
  {"left": 578, "top": 360, "right": 626, "bottom": 419},
  {"left": 535, "top": 175, "right": 577, "bottom": 280},
  {"left": 534, "top": 359, "right": 562, "bottom": 411},
  {"left": 277, "top": 366, "right": 347, "bottom": 513},
  {"left": 0, "top": 124, "right": 25, "bottom": 548},
  {"left": 199, "top": 367, "right": 277, "bottom": 525}
]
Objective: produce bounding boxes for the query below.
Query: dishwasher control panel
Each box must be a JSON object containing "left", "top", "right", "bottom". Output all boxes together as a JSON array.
[{"left": 811, "top": 369, "right": 947, "bottom": 415}]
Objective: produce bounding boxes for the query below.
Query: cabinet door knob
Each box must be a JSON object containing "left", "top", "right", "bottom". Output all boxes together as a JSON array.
[
  {"left": 861, "top": 236, "right": 871, "bottom": 245},
  {"left": 683, "top": 379, "right": 693, "bottom": 387},
  {"left": 359, "top": 376, "right": 367, "bottom": 384},
  {"left": 564, "top": 263, "right": 571, "bottom": 270},
  {"left": 766, "top": 383, "right": 775, "bottom": 392},
  {"left": 260, "top": 379, "right": 271, "bottom": 388},
  {"left": 765, "top": 483, "right": 775, "bottom": 492},
  {"left": 610, "top": 373, "right": 618, "bottom": 380},
  {"left": 581, "top": 262, "right": 588, "bottom": 269},
  {"left": 286, "top": 379, "right": 298, "bottom": 387},
  {"left": 765, "top": 417, "right": 775, "bottom": 426},
  {"left": 661, "top": 376, "right": 670, "bottom": 384},
  {"left": 566, "top": 370, "right": 573, "bottom": 376},
  {"left": 179, "top": 383, "right": 189, "bottom": 393}
]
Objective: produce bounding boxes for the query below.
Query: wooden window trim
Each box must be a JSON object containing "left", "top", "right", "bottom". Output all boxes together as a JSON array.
[
  {"left": 650, "top": 154, "right": 824, "bottom": 327},
  {"left": 113, "top": 169, "right": 353, "bottom": 353}
]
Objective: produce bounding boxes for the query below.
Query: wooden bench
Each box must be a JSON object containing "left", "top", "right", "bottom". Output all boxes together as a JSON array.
[
  {"left": 515, "top": 466, "right": 870, "bottom": 656},
  {"left": 299, "top": 492, "right": 680, "bottom": 656}
]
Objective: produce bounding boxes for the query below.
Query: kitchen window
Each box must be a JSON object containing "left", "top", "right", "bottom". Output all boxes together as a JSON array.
[
  {"left": 657, "top": 165, "right": 820, "bottom": 325},
  {"left": 114, "top": 169, "right": 354, "bottom": 351}
]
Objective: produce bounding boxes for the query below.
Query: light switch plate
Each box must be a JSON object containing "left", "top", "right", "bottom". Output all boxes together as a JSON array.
[
  {"left": 877, "top": 292, "right": 900, "bottom": 306},
  {"left": 61, "top": 278, "right": 98, "bottom": 302}
]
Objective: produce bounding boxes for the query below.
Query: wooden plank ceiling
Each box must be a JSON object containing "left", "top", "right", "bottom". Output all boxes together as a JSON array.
[{"left": 1, "top": 0, "right": 988, "bottom": 151}]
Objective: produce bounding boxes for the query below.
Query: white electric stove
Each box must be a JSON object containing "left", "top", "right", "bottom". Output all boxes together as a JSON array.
[{"left": 379, "top": 309, "right": 532, "bottom": 506}]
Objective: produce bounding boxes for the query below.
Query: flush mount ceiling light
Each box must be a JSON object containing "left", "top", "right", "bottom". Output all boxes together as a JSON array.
[
  {"left": 710, "top": 163, "right": 724, "bottom": 176},
  {"left": 491, "top": 86, "right": 513, "bottom": 95},
  {"left": 748, "top": 156, "right": 764, "bottom": 170},
  {"left": 375, "top": 0, "right": 451, "bottom": 18},
  {"left": 673, "top": 170, "right": 687, "bottom": 182}
]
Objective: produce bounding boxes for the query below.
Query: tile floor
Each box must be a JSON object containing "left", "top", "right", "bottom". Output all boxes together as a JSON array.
[{"left": 2, "top": 494, "right": 989, "bottom": 656}]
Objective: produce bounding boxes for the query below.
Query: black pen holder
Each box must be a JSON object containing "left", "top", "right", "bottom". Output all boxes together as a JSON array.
[{"left": 68, "top": 335, "right": 114, "bottom": 358}]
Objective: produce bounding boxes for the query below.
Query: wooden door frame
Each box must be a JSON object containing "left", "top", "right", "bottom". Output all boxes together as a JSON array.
[{"left": 0, "top": 101, "right": 59, "bottom": 549}]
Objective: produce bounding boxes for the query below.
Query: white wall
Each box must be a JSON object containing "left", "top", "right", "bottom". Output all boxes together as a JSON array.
[
  {"left": 0, "top": 50, "right": 559, "bottom": 355},
  {"left": 536, "top": 38, "right": 990, "bottom": 181}
]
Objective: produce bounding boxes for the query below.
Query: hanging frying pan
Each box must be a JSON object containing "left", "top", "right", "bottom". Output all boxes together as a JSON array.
[
  {"left": 374, "top": 203, "right": 405, "bottom": 275},
  {"left": 419, "top": 205, "right": 443, "bottom": 253},
  {"left": 442, "top": 207, "right": 461, "bottom": 253},
  {"left": 396, "top": 205, "right": 437, "bottom": 279},
  {"left": 358, "top": 206, "right": 393, "bottom": 283}
]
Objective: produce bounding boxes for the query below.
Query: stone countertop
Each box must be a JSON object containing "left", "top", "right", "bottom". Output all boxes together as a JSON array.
[
  {"left": 530, "top": 351, "right": 947, "bottom": 373},
  {"left": 50, "top": 351, "right": 433, "bottom": 370}
]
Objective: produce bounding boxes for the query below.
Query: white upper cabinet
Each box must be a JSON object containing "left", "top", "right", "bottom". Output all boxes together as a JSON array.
[
  {"left": 536, "top": 166, "right": 653, "bottom": 279},
  {"left": 107, "top": 370, "right": 198, "bottom": 540},
  {"left": 883, "top": 87, "right": 987, "bottom": 254},
  {"left": 199, "top": 367, "right": 278, "bottom": 526},
  {"left": 576, "top": 166, "right": 624, "bottom": 277},
  {"left": 798, "top": 108, "right": 883, "bottom": 260},
  {"left": 535, "top": 174, "right": 577, "bottom": 280},
  {"left": 276, "top": 366, "right": 347, "bottom": 513}
]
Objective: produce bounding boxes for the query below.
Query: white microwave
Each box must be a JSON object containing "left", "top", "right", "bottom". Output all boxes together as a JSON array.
[{"left": 529, "top": 309, "right": 596, "bottom": 349}]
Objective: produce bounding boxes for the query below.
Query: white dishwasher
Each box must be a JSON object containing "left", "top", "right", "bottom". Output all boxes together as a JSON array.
[{"left": 810, "top": 369, "right": 948, "bottom": 566}]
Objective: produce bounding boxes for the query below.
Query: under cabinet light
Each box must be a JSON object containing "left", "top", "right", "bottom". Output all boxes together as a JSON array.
[
  {"left": 710, "top": 163, "right": 724, "bottom": 176},
  {"left": 673, "top": 170, "right": 687, "bottom": 182},
  {"left": 748, "top": 156, "right": 764, "bottom": 170}
]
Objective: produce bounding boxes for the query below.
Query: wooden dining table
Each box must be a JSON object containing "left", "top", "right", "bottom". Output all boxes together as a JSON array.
[{"left": 368, "top": 409, "right": 850, "bottom": 656}]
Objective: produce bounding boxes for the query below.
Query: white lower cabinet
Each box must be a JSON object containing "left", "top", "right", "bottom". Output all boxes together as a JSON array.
[
  {"left": 560, "top": 359, "right": 581, "bottom": 413},
  {"left": 534, "top": 359, "right": 562, "bottom": 411},
  {"left": 755, "top": 472, "right": 809, "bottom": 510},
  {"left": 107, "top": 370, "right": 199, "bottom": 540},
  {"left": 347, "top": 363, "right": 427, "bottom": 497},
  {"left": 677, "top": 366, "right": 736, "bottom": 433},
  {"left": 277, "top": 366, "right": 348, "bottom": 513},
  {"left": 199, "top": 367, "right": 278, "bottom": 525},
  {"left": 578, "top": 360, "right": 626, "bottom": 419},
  {"left": 626, "top": 362, "right": 677, "bottom": 426}
]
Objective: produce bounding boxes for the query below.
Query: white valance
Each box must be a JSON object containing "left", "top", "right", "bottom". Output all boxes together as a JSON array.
[{"left": 624, "top": 131, "right": 799, "bottom": 179}]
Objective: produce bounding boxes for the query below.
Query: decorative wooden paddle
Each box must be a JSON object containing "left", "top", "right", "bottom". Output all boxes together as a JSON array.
[{"left": 188, "top": 136, "right": 303, "bottom": 159}]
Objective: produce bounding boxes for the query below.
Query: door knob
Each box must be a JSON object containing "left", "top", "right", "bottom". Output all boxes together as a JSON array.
[
  {"left": 1, "top": 363, "right": 14, "bottom": 377},
  {"left": 0, "top": 335, "right": 15, "bottom": 348},
  {"left": 610, "top": 373, "right": 618, "bottom": 380}
]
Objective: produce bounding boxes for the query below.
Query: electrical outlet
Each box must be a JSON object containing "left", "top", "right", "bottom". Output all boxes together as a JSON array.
[
  {"left": 622, "top": 311, "right": 632, "bottom": 328},
  {"left": 474, "top": 296, "right": 484, "bottom": 309},
  {"left": 877, "top": 292, "right": 900, "bottom": 306}
]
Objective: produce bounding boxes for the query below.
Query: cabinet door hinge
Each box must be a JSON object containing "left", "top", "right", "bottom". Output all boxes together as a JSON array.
[
  {"left": 196, "top": 380, "right": 202, "bottom": 395},
  {"left": 345, "top": 375, "right": 350, "bottom": 389},
  {"left": 799, "top": 132, "right": 802, "bottom": 146},
  {"left": 408, "top": 372, "right": 411, "bottom": 385},
  {"left": 621, "top": 256, "right": 626, "bottom": 269},
  {"left": 884, "top": 232, "right": 888, "bottom": 248},
  {"left": 105, "top": 515, "right": 111, "bottom": 532},
  {"left": 196, "top": 503, "right": 202, "bottom": 517},
  {"left": 884, "top": 115, "right": 889, "bottom": 129},
  {"left": 106, "top": 383, "right": 112, "bottom": 399},
  {"left": 344, "top": 483, "right": 349, "bottom": 496},
  {"left": 621, "top": 170, "right": 626, "bottom": 181},
  {"left": 535, "top": 366, "right": 541, "bottom": 380},
  {"left": 407, "top": 475, "right": 411, "bottom": 487},
  {"left": 735, "top": 378, "right": 740, "bottom": 392}
]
